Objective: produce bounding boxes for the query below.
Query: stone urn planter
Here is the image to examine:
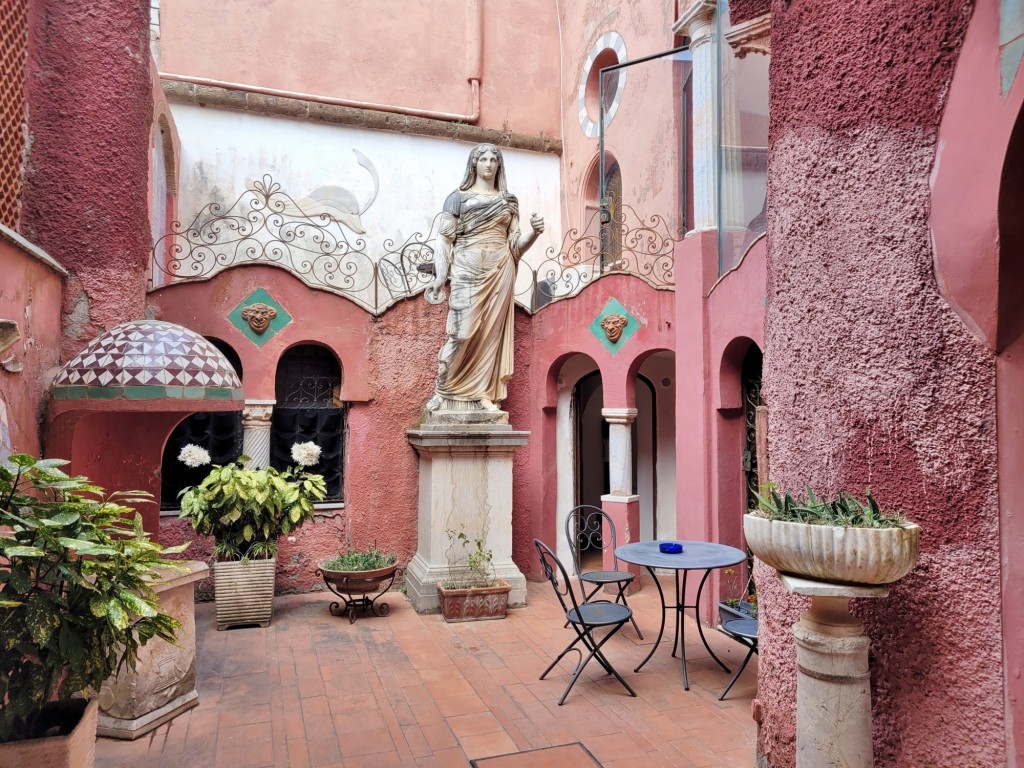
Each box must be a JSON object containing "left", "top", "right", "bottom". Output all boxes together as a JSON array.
[
  {"left": 437, "top": 579, "right": 512, "bottom": 622},
  {"left": 317, "top": 561, "right": 400, "bottom": 623},
  {"left": 744, "top": 490, "right": 921, "bottom": 586}
]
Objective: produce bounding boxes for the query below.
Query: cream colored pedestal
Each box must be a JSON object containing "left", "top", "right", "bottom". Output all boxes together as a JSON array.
[
  {"left": 405, "top": 420, "right": 529, "bottom": 613},
  {"left": 97, "top": 561, "right": 208, "bottom": 739},
  {"left": 782, "top": 575, "right": 890, "bottom": 768}
]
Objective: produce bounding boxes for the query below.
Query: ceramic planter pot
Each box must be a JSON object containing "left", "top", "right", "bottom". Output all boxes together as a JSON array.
[
  {"left": 214, "top": 556, "right": 277, "bottom": 630},
  {"left": 744, "top": 514, "right": 920, "bottom": 585},
  {"left": 437, "top": 579, "right": 511, "bottom": 622},
  {"left": 0, "top": 698, "right": 98, "bottom": 768},
  {"left": 718, "top": 600, "right": 756, "bottom": 626}
]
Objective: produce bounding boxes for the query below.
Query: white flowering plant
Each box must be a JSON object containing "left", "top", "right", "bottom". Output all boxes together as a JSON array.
[
  {"left": 177, "top": 443, "right": 327, "bottom": 560},
  {"left": 290, "top": 441, "right": 321, "bottom": 468}
]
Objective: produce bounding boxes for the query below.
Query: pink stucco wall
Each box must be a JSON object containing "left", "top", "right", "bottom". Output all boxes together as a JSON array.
[
  {"left": 21, "top": 0, "right": 153, "bottom": 361},
  {"left": 512, "top": 275, "right": 676, "bottom": 578},
  {"left": 158, "top": 0, "right": 560, "bottom": 138},
  {"left": 760, "top": 1, "right": 1006, "bottom": 766},
  {"left": 931, "top": 3, "right": 1024, "bottom": 762},
  {"left": 0, "top": 235, "right": 64, "bottom": 457},
  {"left": 557, "top": 2, "right": 683, "bottom": 243},
  {"left": 152, "top": 267, "right": 677, "bottom": 593}
]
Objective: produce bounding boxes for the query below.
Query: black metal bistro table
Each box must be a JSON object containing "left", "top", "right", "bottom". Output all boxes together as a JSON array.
[{"left": 615, "top": 540, "right": 746, "bottom": 690}]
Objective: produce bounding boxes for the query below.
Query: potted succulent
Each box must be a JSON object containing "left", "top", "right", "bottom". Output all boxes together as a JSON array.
[
  {"left": 744, "top": 485, "right": 921, "bottom": 585},
  {"left": 178, "top": 442, "right": 327, "bottom": 630},
  {"left": 317, "top": 542, "right": 400, "bottom": 622},
  {"left": 436, "top": 523, "right": 511, "bottom": 622},
  {"left": 0, "top": 454, "right": 182, "bottom": 766}
]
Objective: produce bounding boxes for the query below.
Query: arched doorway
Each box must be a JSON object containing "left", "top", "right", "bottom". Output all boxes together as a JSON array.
[{"left": 272, "top": 344, "right": 344, "bottom": 499}]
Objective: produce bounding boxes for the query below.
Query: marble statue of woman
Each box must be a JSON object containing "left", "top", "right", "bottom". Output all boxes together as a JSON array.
[{"left": 424, "top": 143, "right": 544, "bottom": 413}]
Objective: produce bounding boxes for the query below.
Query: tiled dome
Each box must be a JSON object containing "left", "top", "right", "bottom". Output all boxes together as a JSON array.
[{"left": 53, "top": 320, "right": 243, "bottom": 401}]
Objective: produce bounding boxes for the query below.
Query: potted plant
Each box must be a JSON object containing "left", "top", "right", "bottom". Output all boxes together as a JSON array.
[
  {"left": 316, "top": 542, "right": 400, "bottom": 622},
  {"left": 436, "top": 523, "right": 511, "bottom": 622},
  {"left": 178, "top": 442, "right": 327, "bottom": 630},
  {"left": 0, "top": 454, "right": 182, "bottom": 766},
  {"left": 717, "top": 564, "right": 758, "bottom": 626},
  {"left": 744, "top": 485, "right": 921, "bottom": 585}
]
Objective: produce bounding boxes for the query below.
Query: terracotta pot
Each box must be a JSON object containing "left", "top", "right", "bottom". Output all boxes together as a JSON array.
[
  {"left": 214, "top": 556, "right": 277, "bottom": 630},
  {"left": 437, "top": 579, "right": 511, "bottom": 622},
  {"left": 743, "top": 514, "right": 920, "bottom": 585},
  {"left": 0, "top": 698, "right": 98, "bottom": 768}
]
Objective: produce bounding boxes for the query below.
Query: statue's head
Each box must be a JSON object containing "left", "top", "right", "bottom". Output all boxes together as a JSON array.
[{"left": 459, "top": 143, "right": 508, "bottom": 193}]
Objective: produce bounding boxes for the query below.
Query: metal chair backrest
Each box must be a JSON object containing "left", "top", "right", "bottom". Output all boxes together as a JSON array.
[
  {"left": 534, "top": 538, "right": 584, "bottom": 619},
  {"left": 564, "top": 504, "right": 622, "bottom": 577}
]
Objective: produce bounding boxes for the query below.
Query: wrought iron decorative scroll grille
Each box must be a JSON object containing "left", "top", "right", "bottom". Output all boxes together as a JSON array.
[{"left": 150, "top": 176, "right": 680, "bottom": 315}]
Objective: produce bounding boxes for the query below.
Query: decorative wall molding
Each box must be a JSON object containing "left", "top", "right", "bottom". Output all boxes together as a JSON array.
[
  {"left": 162, "top": 80, "right": 562, "bottom": 156},
  {"left": 673, "top": 0, "right": 718, "bottom": 49},
  {"left": 725, "top": 13, "right": 771, "bottom": 59}
]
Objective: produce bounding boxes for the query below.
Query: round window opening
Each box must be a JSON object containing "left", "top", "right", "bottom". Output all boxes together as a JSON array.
[
  {"left": 585, "top": 49, "right": 621, "bottom": 122},
  {"left": 577, "top": 32, "right": 628, "bottom": 139}
]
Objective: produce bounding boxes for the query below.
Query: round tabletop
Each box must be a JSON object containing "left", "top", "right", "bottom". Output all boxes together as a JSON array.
[{"left": 615, "top": 540, "right": 746, "bottom": 570}]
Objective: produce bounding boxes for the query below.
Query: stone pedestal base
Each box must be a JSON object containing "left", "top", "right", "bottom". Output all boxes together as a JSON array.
[
  {"left": 782, "top": 575, "right": 890, "bottom": 768},
  {"left": 98, "top": 561, "right": 208, "bottom": 739},
  {"left": 405, "top": 418, "right": 529, "bottom": 613}
]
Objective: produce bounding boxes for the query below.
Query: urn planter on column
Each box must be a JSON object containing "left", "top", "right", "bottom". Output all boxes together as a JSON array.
[{"left": 745, "top": 487, "right": 920, "bottom": 585}]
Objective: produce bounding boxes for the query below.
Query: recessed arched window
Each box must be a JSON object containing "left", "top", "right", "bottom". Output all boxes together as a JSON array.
[
  {"left": 159, "top": 337, "right": 244, "bottom": 510},
  {"left": 271, "top": 344, "right": 344, "bottom": 500},
  {"left": 584, "top": 154, "right": 624, "bottom": 271}
]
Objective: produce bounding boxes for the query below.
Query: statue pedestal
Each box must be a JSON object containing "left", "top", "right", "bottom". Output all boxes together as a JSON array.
[
  {"left": 405, "top": 418, "right": 529, "bottom": 613},
  {"left": 98, "top": 561, "right": 208, "bottom": 739},
  {"left": 782, "top": 575, "right": 890, "bottom": 768}
]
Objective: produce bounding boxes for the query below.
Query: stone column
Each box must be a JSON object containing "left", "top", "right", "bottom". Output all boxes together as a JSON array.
[
  {"left": 601, "top": 408, "right": 640, "bottom": 582},
  {"left": 782, "top": 575, "right": 891, "bottom": 768},
  {"left": 241, "top": 399, "right": 275, "bottom": 469},
  {"left": 673, "top": 0, "right": 719, "bottom": 231},
  {"left": 405, "top": 420, "right": 530, "bottom": 612}
]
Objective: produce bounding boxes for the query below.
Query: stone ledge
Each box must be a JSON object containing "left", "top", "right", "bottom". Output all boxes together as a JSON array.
[{"left": 162, "top": 80, "right": 563, "bottom": 155}]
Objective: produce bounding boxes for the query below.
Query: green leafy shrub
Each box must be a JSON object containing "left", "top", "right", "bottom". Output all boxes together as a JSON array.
[
  {"left": 752, "top": 485, "right": 909, "bottom": 529},
  {"left": 178, "top": 457, "right": 327, "bottom": 561},
  {"left": 322, "top": 544, "right": 397, "bottom": 572},
  {"left": 442, "top": 524, "right": 496, "bottom": 589},
  {"left": 0, "top": 454, "right": 183, "bottom": 743}
]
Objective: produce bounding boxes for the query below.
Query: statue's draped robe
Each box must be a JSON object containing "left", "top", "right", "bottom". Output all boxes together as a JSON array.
[{"left": 434, "top": 190, "right": 521, "bottom": 404}]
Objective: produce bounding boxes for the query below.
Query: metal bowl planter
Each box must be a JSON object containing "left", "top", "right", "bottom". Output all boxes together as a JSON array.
[
  {"left": 316, "top": 562, "right": 400, "bottom": 623},
  {"left": 743, "top": 514, "right": 921, "bottom": 586}
]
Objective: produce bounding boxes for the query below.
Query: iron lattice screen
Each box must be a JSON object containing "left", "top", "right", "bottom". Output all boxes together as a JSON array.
[{"left": 0, "top": 0, "right": 27, "bottom": 230}]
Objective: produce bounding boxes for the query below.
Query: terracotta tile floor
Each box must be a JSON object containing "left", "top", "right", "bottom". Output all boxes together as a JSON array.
[{"left": 96, "top": 578, "right": 757, "bottom": 767}]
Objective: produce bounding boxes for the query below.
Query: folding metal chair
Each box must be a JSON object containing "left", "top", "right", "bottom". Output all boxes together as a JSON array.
[
  {"left": 564, "top": 504, "right": 642, "bottom": 638},
  {"left": 718, "top": 617, "right": 758, "bottom": 700},
  {"left": 534, "top": 538, "right": 637, "bottom": 705}
]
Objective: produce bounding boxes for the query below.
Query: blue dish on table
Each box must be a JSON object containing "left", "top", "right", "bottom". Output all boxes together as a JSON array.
[{"left": 658, "top": 542, "right": 683, "bottom": 554}]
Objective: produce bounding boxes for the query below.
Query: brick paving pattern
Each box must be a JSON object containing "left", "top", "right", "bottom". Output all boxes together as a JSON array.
[{"left": 96, "top": 579, "right": 757, "bottom": 767}]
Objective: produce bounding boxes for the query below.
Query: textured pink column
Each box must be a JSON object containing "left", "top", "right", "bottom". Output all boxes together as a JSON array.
[{"left": 22, "top": 0, "right": 153, "bottom": 360}]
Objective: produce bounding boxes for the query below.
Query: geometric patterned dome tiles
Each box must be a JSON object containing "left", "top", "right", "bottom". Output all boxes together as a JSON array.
[{"left": 52, "top": 320, "right": 243, "bottom": 401}]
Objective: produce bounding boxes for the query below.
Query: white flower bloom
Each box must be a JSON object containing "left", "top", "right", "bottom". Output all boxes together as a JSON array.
[
  {"left": 291, "top": 441, "right": 322, "bottom": 467},
  {"left": 178, "top": 444, "right": 211, "bottom": 468}
]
